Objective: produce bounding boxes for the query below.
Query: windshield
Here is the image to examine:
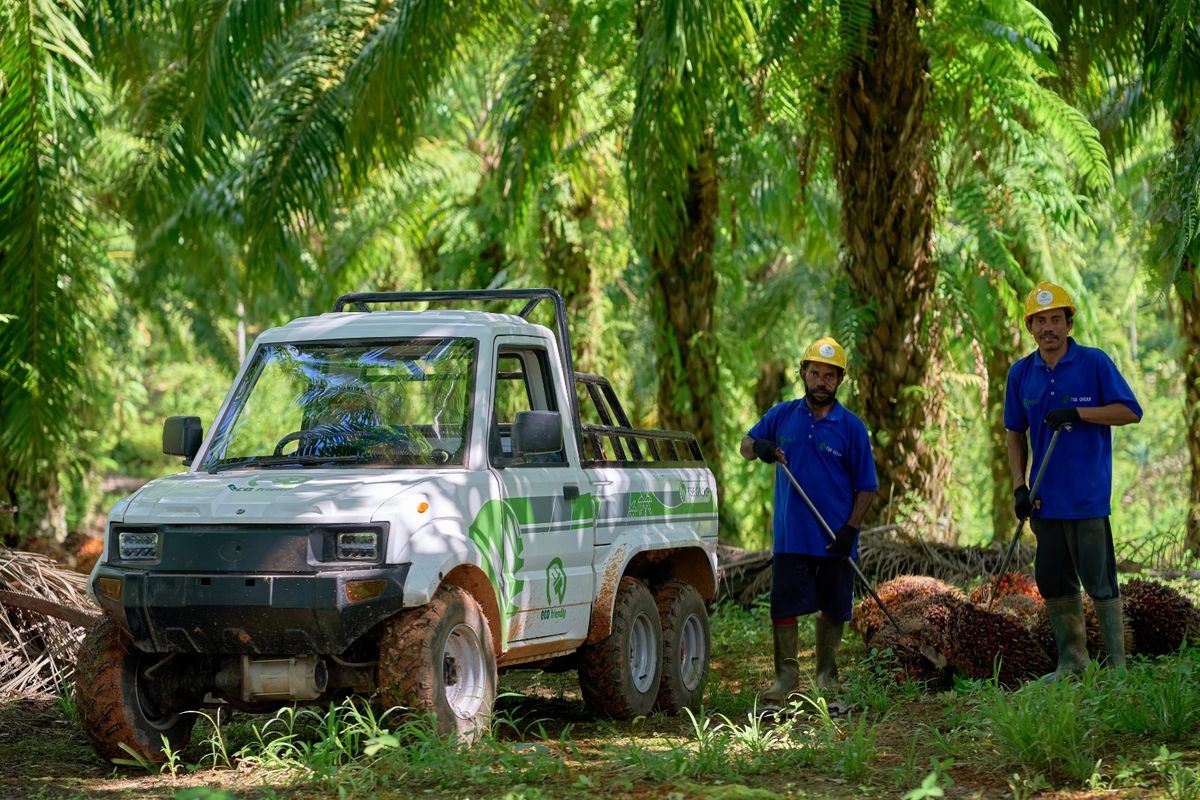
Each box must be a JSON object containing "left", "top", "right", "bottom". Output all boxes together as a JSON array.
[{"left": 200, "top": 338, "right": 476, "bottom": 471}]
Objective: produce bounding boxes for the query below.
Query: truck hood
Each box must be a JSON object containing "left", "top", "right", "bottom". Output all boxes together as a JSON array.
[{"left": 119, "top": 470, "right": 437, "bottom": 525}]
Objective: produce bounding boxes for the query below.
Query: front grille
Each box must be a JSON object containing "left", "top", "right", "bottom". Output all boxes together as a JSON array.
[{"left": 109, "top": 523, "right": 388, "bottom": 573}]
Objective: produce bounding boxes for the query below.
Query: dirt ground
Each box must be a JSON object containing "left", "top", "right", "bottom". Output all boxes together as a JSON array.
[{"left": 3, "top": 652, "right": 1195, "bottom": 800}]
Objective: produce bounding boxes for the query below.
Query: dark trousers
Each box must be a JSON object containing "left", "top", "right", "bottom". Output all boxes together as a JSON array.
[
  {"left": 1030, "top": 516, "right": 1120, "bottom": 601},
  {"left": 770, "top": 553, "right": 855, "bottom": 622}
]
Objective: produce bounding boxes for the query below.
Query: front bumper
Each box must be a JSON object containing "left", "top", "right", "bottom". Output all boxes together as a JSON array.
[{"left": 93, "top": 564, "right": 410, "bottom": 655}]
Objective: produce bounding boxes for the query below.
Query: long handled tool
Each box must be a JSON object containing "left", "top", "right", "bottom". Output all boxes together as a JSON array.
[
  {"left": 986, "top": 426, "right": 1063, "bottom": 611},
  {"left": 777, "top": 462, "right": 904, "bottom": 635}
]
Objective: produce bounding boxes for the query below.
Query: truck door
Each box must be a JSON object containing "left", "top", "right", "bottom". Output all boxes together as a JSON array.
[{"left": 489, "top": 338, "right": 595, "bottom": 646}]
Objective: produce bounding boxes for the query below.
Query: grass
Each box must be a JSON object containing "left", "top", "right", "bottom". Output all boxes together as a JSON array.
[{"left": 4, "top": 594, "right": 1200, "bottom": 798}]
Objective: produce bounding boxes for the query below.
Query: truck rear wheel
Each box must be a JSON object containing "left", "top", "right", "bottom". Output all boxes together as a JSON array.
[
  {"left": 578, "top": 576, "right": 663, "bottom": 718},
  {"left": 75, "top": 616, "right": 195, "bottom": 763},
  {"left": 377, "top": 585, "right": 496, "bottom": 741},
  {"left": 654, "top": 579, "right": 709, "bottom": 713}
]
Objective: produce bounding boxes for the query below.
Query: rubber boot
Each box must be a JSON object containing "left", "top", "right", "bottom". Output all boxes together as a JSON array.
[
  {"left": 1093, "top": 596, "right": 1127, "bottom": 671},
  {"left": 814, "top": 615, "right": 845, "bottom": 691},
  {"left": 762, "top": 622, "right": 799, "bottom": 703},
  {"left": 1043, "top": 594, "right": 1089, "bottom": 680}
]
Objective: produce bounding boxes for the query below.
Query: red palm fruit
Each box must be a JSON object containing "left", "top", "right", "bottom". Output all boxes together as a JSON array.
[
  {"left": 1122, "top": 579, "right": 1199, "bottom": 656},
  {"left": 851, "top": 575, "right": 966, "bottom": 644},
  {"left": 968, "top": 572, "right": 1042, "bottom": 607},
  {"left": 865, "top": 608, "right": 953, "bottom": 687},
  {"left": 944, "top": 603, "right": 1053, "bottom": 687}
]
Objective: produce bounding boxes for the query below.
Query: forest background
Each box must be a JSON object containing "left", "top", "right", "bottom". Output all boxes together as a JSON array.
[{"left": 1, "top": 0, "right": 1198, "bottom": 565}]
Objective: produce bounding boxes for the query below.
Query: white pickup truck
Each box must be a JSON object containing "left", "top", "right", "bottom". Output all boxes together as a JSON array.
[{"left": 77, "top": 289, "right": 718, "bottom": 761}]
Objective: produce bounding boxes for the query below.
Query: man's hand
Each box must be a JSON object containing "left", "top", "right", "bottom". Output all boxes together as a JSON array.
[
  {"left": 751, "top": 439, "right": 780, "bottom": 464},
  {"left": 1043, "top": 407, "right": 1080, "bottom": 429},
  {"left": 827, "top": 524, "right": 858, "bottom": 558},
  {"left": 1013, "top": 484, "right": 1032, "bottom": 520}
]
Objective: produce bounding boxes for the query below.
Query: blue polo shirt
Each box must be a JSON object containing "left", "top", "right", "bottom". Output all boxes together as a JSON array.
[
  {"left": 748, "top": 399, "right": 878, "bottom": 557},
  {"left": 1003, "top": 338, "right": 1141, "bottom": 519}
]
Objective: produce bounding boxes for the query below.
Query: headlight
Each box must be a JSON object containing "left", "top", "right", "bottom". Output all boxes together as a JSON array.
[
  {"left": 336, "top": 531, "right": 378, "bottom": 561},
  {"left": 118, "top": 530, "right": 159, "bottom": 561}
]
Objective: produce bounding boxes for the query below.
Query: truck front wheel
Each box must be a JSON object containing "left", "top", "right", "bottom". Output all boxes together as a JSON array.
[
  {"left": 75, "top": 617, "right": 196, "bottom": 763},
  {"left": 377, "top": 585, "right": 496, "bottom": 741},
  {"left": 578, "top": 576, "right": 663, "bottom": 718},
  {"left": 654, "top": 579, "right": 709, "bottom": 713}
]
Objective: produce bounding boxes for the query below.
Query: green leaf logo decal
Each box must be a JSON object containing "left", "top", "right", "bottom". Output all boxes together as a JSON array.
[
  {"left": 547, "top": 557, "right": 567, "bottom": 605},
  {"left": 467, "top": 500, "right": 525, "bottom": 649}
]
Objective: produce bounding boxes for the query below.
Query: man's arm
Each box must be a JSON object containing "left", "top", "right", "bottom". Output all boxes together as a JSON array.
[
  {"left": 846, "top": 490, "right": 876, "bottom": 529},
  {"left": 1006, "top": 429, "right": 1028, "bottom": 486},
  {"left": 1078, "top": 403, "right": 1140, "bottom": 426},
  {"left": 739, "top": 435, "right": 757, "bottom": 461},
  {"left": 741, "top": 434, "right": 787, "bottom": 465}
]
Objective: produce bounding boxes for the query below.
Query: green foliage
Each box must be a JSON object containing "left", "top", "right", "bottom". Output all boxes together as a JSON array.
[
  {"left": 843, "top": 646, "right": 927, "bottom": 715},
  {"left": 1152, "top": 747, "right": 1200, "bottom": 800},
  {"left": 0, "top": 0, "right": 127, "bottom": 540},
  {"left": 902, "top": 758, "right": 955, "bottom": 799},
  {"left": 980, "top": 651, "right": 1200, "bottom": 784},
  {"left": 981, "top": 670, "right": 1104, "bottom": 780},
  {"left": 0, "top": 0, "right": 1195, "bottom": 557}
]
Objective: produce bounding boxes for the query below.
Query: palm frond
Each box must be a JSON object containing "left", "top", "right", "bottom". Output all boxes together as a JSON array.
[
  {"left": 0, "top": 0, "right": 115, "bottom": 484},
  {"left": 493, "top": 0, "right": 591, "bottom": 229},
  {"left": 343, "top": 0, "right": 509, "bottom": 180},
  {"left": 627, "top": 0, "right": 755, "bottom": 258},
  {"left": 1148, "top": 121, "right": 1200, "bottom": 290}
]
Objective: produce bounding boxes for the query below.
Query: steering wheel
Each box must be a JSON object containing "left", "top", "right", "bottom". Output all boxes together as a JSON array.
[{"left": 273, "top": 429, "right": 324, "bottom": 457}]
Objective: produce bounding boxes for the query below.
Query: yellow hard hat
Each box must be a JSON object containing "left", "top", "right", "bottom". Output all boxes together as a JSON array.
[
  {"left": 801, "top": 337, "right": 847, "bottom": 371},
  {"left": 1023, "top": 281, "right": 1076, "bottom": 322}
]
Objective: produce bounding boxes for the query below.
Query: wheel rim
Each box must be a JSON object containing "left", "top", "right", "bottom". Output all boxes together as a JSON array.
[
  {"left": 132, "top": 655, "right": 181, "bottom": 732},
  {"left": 628, "top": 611, "right": 657, "bottom": 693},
  {"left": 678, "top": 613, "right": 706, "bottom": 691},
  {"left": 442, "top": 623, "right": 487, "bottom": 719}
]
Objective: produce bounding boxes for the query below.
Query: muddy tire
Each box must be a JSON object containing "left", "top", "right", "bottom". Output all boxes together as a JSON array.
[
  {"left": 578, "top": 576, "right": 662, "bottom": 718},
  {"left": 377, "top": 585, "right": 496, "bottom": 741},
  {"left": 654, "top": 580, "right": 709, "bottom": 713},
  {"left": 74, "top": 617, "right": 195, "bottom": 763}
]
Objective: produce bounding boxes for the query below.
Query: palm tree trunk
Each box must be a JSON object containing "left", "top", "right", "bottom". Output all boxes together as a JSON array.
[
  {"left": 2, "top": 468, "right": 67, "bottom": 544},
  {"left": 1171, "top": 108, "right": 1200, "bottom": 556},
  {"left": 1180, "top": 257, "right": 1200, "bottom": 554},
  {"left": 988, "top": 326, "right": 1024, "bottom": 542},
  {"left": 830, "top": 0, "right": 949, "bottom": 534},
  {"left": 650, "top": 139, "right": 721, "bottom": 491},
  {"left": 542, "top": 205, "right": 601, "bottom": 374}
]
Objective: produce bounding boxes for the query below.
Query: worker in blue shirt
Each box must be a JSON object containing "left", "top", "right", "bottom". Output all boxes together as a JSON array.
[
  {"left": 741, "top": 337, "right": 878, "bottom": 700},
  {"left": 1004, "top": 281, "right": 1142, "bottom": 677}
]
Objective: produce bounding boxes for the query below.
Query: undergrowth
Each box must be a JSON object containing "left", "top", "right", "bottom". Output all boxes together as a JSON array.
[{"left": 68, "top": 600, "right": 1200, "bottom": 799}]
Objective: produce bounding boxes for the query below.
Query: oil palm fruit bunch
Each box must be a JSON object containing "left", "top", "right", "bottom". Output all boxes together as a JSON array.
[
  {"left": 968, "top": 571, "right": 1042, "bottom": 607},
  {"left": 865, "top": 606, "right": 954, "bottom": 686},
  {"left": 1121, "top": 579, "right": 1199, "bottom": 656},
  {"left": 852, "top": 575, "right": 965, "bottom": 643},
  {"left": 944, "top": 603, "right": 1053, "bottom": 687}
]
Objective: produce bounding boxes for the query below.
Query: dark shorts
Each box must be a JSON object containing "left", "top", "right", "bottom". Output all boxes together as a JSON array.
[
  {"left": 770, "top": 553, "right": 855, "bottom": 622},
  {"left": 1030, "top": 516, "right": 1119, "bottom": 601}
]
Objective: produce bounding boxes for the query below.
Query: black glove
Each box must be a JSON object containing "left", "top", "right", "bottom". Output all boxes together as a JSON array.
[
  {"left": 828, "top": 524, "right": 858, "bottom": 558},
  {"left": 1013, "top": 484, "right": 1032, "bottom": 520},
  {"left": 1043, "top": 406, "right": 1080, "bottom": 429},
  {"left": 751, "top": 439, "right": 778, "bottom": 463}
]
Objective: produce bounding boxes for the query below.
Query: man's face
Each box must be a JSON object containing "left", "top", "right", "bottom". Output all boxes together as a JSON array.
[
  {"left": 1026, "top": 309, "right": 1072, "bottom": 355},
  {"left": 801, "top": 362, "right": 844, "bottom": 407}
]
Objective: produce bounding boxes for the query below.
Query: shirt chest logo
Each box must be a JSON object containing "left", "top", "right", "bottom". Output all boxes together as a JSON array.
[{"left": 818, "top": 440, "right": 844, "bottom": 458}]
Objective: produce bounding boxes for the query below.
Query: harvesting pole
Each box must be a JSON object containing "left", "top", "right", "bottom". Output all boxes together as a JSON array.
[
  {"left": 987, "top": 426, "right": 1064, "bottom": 611},
  {"left": 776, "top": 462, "right": 903, "bottom": 635}
]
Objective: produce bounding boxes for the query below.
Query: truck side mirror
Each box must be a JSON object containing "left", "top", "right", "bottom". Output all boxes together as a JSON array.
[
  {"left": 512, "top": 411, "right": 562, "bottom": 457},
  {"left": 163, "top": 416, "right": 203, "bottom": 461}
]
